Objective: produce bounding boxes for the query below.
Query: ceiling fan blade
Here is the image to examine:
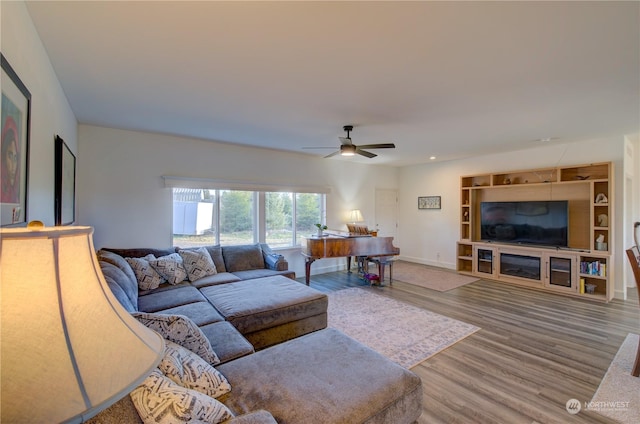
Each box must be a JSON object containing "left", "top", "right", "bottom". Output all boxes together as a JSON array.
[
  {"left": 302, "top": 146, "right": 335, "bottom": 149},
  {"left": 357, "top": 143, "right": 396, "bottom": 149},
  {"left": 339, "top": 136, "right": 353, "bottom": 145},
  {"left": 356, "top": 149, "right": 377, "bottom": 158},
  {"left": 324, "top": 150, "right": 341, "bottom": 158}
]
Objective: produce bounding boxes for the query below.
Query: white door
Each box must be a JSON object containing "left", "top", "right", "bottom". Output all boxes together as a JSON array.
[{"left": 375, "top": 189, "right": 398, "bottom": 240}]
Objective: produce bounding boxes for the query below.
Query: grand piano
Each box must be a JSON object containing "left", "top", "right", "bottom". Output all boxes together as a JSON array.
[{"left": 301, "top": 235, "right": 400, "bottom": 285}]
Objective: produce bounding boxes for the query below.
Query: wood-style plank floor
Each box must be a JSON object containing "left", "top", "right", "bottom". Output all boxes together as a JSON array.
[{"left": 297, "top": 270, "right": 639, "bottom": 424}]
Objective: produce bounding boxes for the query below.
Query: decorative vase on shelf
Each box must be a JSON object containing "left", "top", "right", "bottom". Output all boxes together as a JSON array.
[{"left": 317, "top": 229, "right": 324, "bottom": 237}]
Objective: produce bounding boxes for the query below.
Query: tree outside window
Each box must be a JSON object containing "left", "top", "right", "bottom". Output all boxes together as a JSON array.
[{"left": 172, "top": 188, "right": 324, "bottom": 248}]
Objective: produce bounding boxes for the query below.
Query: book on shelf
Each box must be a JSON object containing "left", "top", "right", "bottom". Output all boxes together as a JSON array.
[{"left": 579, "top": 260, "right": 606, "bottom": 277}]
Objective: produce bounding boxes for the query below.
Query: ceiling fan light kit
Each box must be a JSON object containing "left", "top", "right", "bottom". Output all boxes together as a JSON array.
[
  {"left": 303, "top": 125, "right": 396, "bottom": 159},
  {"left": 341, "top": 144, "right": 356, "bottom": 156}
]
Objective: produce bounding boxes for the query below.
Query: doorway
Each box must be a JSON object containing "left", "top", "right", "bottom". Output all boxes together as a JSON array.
[{"left": 375, "top": 189, "right": 398, "bottom": 240}]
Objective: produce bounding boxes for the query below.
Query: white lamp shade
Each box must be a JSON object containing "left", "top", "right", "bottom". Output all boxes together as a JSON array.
[
  {"left": 350, "top": 209, "right": 364, "bottom": 223},
  {"left": 1, "top": 226, "right": 164, "bottom": 423}
]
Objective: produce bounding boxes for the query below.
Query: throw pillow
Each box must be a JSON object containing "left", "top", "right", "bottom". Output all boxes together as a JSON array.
[
  {"left": 126, "top": 254, "right": 165, "bottom": 291},
  {"left": 133, "top": 312, "right": 220, "bottom": 365},
  {"left": 149, "top": 253, "right": 188, "bottom": 285},
  {"left": 130, "top": 369, "right": 234, "bottom": 424},
  {"left": 178, "top": 248, "right": 217, "bottom": 282},
  {"left": 159, "top": 340, "right": 231, "bottom": 398}
]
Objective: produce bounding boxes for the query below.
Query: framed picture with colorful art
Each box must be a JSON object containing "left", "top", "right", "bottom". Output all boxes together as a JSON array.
[{"left": 1, "top": 54, "right": 31, "bottom": 227}]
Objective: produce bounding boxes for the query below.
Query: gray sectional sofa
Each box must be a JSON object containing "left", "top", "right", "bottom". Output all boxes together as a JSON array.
[
  {"left": 99, "top": 243, "right": 327, "bottom": 352},
  {"left": 91, "top": 243, "right": 422, "bottom": 423}
]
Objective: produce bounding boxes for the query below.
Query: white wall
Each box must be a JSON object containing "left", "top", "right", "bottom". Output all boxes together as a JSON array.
[
  {"left": 398, "top": 136, "right": 627, "bottom": 297},
  {"left": 10, "top": 0, "right": 632, "bottom": 297},
  {"left": 77, "top": 125, "right": 398, "bottom": 277},
  {"left": 79, "top": 123, "right": 632, "bottom": 298},
  {"left": 1, "top": 1, "right": 77, "bottom": 225}
]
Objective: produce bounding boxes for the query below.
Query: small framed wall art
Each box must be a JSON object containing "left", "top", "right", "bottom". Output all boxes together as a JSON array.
[
  {"left": 1, "top": 53, "right": 31, "bottom": 227},
  {"left": 55, "top": 135, "right": 76, "bottom": 225},
  {"left": 418, "top": 196, "right": 441, "bottom": 210}
]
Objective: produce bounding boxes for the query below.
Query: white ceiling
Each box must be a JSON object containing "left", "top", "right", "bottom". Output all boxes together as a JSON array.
[{"left": 25, "top": 1, "right": 640, "bottom": 166}]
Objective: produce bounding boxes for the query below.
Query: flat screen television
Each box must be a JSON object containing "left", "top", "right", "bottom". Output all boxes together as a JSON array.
[{"left": 480, "top": 201, "right": 569, "bottom": 247}]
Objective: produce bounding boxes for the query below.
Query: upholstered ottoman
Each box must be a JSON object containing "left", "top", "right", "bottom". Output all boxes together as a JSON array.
[
  {"left": 217, "top": 328, "right": 423, "bottom": 423},
  {"left": 200, "top": 275, "right": 328, "bottom": 349}
]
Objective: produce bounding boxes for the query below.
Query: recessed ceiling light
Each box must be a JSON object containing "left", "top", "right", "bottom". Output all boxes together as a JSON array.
[
  {"left": 535, "top": 137, "right": 559, "bottom": 143},
  {"left": 430, "top": 156, "right": 436, "bottom": 160}
]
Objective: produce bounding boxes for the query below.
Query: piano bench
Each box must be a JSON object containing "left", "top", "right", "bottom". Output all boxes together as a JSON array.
[{"left": 368, "top": 256, "right": 397, "bottom": 285}]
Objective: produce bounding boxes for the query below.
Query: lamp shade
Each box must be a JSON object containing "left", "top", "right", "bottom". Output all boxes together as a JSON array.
[
  {"left": 0, "top": 225, "right": 164, "bottom": 423},
  {"left": 350, "top": 209, "right": 364, "bottom": 223}
]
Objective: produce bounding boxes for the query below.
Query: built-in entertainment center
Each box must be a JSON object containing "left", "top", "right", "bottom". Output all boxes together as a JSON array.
[{"left": 456, "top": 162, "right": 613, "bottom": 302}]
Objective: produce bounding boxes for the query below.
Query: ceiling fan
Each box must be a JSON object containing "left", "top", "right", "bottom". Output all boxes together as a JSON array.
[{"left": 303, "top": 125, "right": 396, "bottom": 158}]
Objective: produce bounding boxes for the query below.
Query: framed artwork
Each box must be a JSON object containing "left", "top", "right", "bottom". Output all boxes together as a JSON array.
[
  {"left": 55, "top": 135, "right": 76, "bottom": 226},
  {"left": 418, "top": 196, "right": 441, "bottom": 210},
  {"left": 1, "top": 54, "right": 31, "bottom": 227}
]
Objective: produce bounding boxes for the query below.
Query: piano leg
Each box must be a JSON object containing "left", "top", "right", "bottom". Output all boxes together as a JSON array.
[
  {"left": 346, "top": 256, "right": 352, "bottom": 273},
  {"left": 304, "top": 258, "right": 316, "bottom": 285}
]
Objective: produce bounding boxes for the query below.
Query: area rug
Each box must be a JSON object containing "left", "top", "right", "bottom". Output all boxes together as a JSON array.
[
  {"left": 328, "top": 287, "right": 480, "bottom": 369},
  {"left": 391, "top": 260, "right": 479, "bottom": 291},
  {"left": 590, "top": 333, "right": 640, "bottom": 423}
]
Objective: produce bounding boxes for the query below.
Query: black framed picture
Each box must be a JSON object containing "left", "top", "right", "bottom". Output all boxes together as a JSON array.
[
  {"left": 418, "top": 196, "right": 441, "bottom": 210},
  {"left": 1, "top": 54, "right": 31, "bottom": 227},
  {"left": 55, "top": 135, "right": 76, "bottom": 226}
]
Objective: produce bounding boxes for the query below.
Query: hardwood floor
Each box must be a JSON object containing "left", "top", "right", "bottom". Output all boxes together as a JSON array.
[{"left": 298, "top": 271, "right": 639, "bottom": 423}]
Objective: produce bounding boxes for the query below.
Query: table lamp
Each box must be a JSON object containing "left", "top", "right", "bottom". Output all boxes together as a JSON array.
[
  {"left": 349, "top": 209, "right": 364, "bottom": 223},
  {"left": 1, "top": 223, "right": 164, "bottom": 423}
]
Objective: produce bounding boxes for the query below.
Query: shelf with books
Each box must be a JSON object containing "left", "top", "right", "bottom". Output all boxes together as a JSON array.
[{"left": 578, "top": 255, "right": 610, "bottom": 301}]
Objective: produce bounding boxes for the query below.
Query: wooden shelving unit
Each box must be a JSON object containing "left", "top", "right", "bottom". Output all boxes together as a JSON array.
[{"left": 457, "top": 162, "right": 613, "bottom": 302}]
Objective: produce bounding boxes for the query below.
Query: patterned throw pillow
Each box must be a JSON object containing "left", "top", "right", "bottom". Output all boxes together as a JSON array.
[
  {"left": 159, "top": 340, "right": 231, "bottom": 398},
  {"left": 149, "top": 253, "right": 188, "bottom": 285},
  {"left": 130, "top": 369, "right": 234, "bottom": 424},
  {"left": 178, "top": 248, "right": 217, "bottom": 282},
  {"left": 133, "top": 312, "right": 220, "bottom": 365},
  {"left": 126, "top": 254, "right": 165, "bottom": 290}
]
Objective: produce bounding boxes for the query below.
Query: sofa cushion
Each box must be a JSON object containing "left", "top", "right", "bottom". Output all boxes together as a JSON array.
[
  {"left": 202, "top": 245, "right": 226, "bottom": 272},
  {"left": 102, "top": 247, "right": 177, "bottom": 259},
  {"left": 159, "top": 340, "right": 231, "bottom": 398},
  {"left": 200, "top": 276, "right": 328, "bottom": 335},
  {"left": 126, "top": 255, "right": 165, "bottom": 290},
  {"left": 97, "top": 250, "right": 138, "bottom": 289},
  {"left": 217, "top": 328, "right": 422, "bottom": 424},
  {"left": 149, "top": 253, "right": 188, "bottom": 285},
  {"left": 199, "top": 321, "right": 255, "bottom": 364},
  {"left": 138, "top": 280, "right": 192, "bottom": 296},
  {"left": 157, "top": 301, "right": 225, "bottom": 327},
  {"left": 230, "top": 269, "right": 295, "bottom": 281},
  {"left": 97, "top": 251, "right": 139, "bottom": 309},
  {"left": 189, "top": 272, "right": 242, "bottom": 289},
  {"left": 130, "top": 369, "right": 233, "bottom": 424},
  {"left": 101, "top": 263, "right": 137, "bottom": 313},
  {"left": 138, "top": 286, "right": 206, "bottom": 312},
  {"left": 228, "top": 410, "right": 278, "bottom": 424},
  {"left": 178, "top": 247, "right": 217, "bottom": 281},
  {"left": 133, "top": 312, "right": 220, "bottom": 365},
  {"left": 222, "top": 244, "right": 264, "bottom": 272}
]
